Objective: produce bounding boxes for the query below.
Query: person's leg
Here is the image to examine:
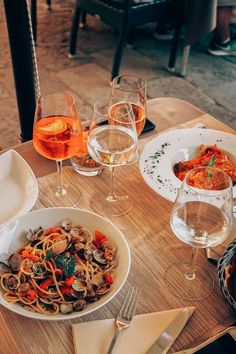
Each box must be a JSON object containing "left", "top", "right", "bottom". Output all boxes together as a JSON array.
[
  {"left": 208, "top": 5, "right": 236, "bottom": 55},
  {"left": 213, "top": 6, "right": 232, "bottom": 43}
]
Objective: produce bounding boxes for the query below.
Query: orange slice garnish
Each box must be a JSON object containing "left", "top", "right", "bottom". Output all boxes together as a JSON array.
[
  {"left": 82, "top": 131, "right": 89, "bottom": 139},
  {"left": 39, "top": 119, "right": 67, "bottom": 134}
]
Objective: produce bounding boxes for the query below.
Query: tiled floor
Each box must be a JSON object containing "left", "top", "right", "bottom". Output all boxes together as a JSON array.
[{"left": 0, "top": 0, "right": 235, "bottom": 149}]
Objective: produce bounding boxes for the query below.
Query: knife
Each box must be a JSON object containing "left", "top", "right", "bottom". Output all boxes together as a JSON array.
[{"left": 147, "top": 307, "right": 190, "bottom": 354}]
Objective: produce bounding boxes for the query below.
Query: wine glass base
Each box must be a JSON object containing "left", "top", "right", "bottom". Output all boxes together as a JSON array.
[
  {"left": 89, "top": 192, "right": 132, "bottom": 217},
  {"left": 164, "top": 261, "right": 214, "bottom": 300},
  {"left": 38, "top": 183, "right": 82, "bottom": 208}
]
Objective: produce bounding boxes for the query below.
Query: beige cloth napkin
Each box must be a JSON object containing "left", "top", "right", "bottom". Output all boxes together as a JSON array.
[{"left": 72, "top": 307, "right": 195, "bottom": 354}]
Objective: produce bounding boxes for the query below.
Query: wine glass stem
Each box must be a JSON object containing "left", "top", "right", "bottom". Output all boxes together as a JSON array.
[
  {"left": 185, "top": 247, "right": 199, "bottom": 280},
  {"left": 107, "top": 167, "right": 117, "bottom": 202},
  {"left": 56, "top": 160, "right": 67, "bottom": 197}
]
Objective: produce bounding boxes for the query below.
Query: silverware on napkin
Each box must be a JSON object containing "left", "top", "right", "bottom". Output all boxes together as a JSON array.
[
  {"left": 106, "top": 286, "right": 140, "bottom": 354},
  {"left": 147, "top": 307, "right": 190, "bottom": 354}
]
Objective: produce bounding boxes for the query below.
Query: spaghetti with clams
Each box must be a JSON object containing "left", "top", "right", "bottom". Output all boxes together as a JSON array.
[{"left": 0, "top": 219, "right": 117, "bottom": 315}]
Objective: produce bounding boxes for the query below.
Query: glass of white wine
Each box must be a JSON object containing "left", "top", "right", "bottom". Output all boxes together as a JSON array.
[
  {"left": 164, "top": 166, "right": 233, "bottom": 300},
  {"left": 87, "top": 97, "right": 138, "bottom": 217}
]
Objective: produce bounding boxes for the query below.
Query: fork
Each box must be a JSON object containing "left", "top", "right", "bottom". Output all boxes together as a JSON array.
[{"left": 106, "top": 286, "right": 140, "bottom": 354}]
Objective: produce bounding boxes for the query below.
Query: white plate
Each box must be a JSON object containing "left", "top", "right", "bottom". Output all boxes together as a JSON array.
[
  {"left": 0, "top": 150, "right": 38, "bottom": 227},
  {"left": 139, "top": 128, "right": 236, "bottom": 202},
  {"left": 0, "top": 207, "right": 131, "bottom": 320}
]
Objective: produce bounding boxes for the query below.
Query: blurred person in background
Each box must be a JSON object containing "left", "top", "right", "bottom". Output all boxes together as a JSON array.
[
  {"left": 208, "top": 2, "right": 236, "bottom": 55},
  {"left": 154, "top": 0, "right": 236, "bottom": 56}
]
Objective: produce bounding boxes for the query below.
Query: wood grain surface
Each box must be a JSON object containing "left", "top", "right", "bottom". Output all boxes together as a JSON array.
[{"left": 0, "top": 98, "right": 235, "bottom": 354}]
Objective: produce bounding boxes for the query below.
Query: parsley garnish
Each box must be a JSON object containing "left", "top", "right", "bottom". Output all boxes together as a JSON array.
[
  {"left": 46, "top": 250, "right": 56, "bottom": 260},
  {"left": 46, "top": 251, "right": 76, "bottom": 277},
  {"left": 64, "top": 256, "right": 76, "bottom": 277},
  {"left": 206, "top": 155, "right": 216, "bottom": 177},
  {"left": 206, "top": 155, "right": 216, "bottom": 167}
]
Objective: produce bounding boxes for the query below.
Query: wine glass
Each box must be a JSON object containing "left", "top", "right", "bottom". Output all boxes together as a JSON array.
[
  {"left": 87, "top": 96, "right": 138, "bottom": 217},
  {"left": 111, "top": 75, "right": 147, "bottom": 137},
  {"left": 164, "top": 166, "right": 233, "bottom": 300},
  {"left": 33, "top": 92, "right": 83, "bottom": 207}
]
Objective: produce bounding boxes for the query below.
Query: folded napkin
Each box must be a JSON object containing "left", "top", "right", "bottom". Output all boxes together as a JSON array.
[{"left": 72, "top": 307, "right": 195, "bottom": 354}]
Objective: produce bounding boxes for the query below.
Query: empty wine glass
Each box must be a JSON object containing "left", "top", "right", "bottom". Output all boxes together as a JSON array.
[
  {"left": 33, "top": 92, "right": 83, "bottom": 207},
  {"left": 87, "top": 97, "right": 138, "bottom": 217},
  {"left": 164, "top": 166, "right": 233, "bottom": 300}
]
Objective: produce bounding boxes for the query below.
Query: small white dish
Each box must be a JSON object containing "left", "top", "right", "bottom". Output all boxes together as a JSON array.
[
  {"left": 0, "top": 150, "right": 38, "bottom": 227},
  {"left": 0, "top": 207, "right": 131, "bottom": 321},
  {"left": 139, "top": 128, "right": 236, "bottom": 202}
]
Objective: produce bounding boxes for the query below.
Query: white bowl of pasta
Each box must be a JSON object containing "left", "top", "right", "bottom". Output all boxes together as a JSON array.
[{"left": 0, "top": 207, "right": 131, "bottom": 320}]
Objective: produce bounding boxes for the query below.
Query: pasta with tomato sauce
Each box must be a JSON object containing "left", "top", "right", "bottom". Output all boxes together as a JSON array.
[{"left": 174, "top": 144, "right": 236, "bottom": 187}]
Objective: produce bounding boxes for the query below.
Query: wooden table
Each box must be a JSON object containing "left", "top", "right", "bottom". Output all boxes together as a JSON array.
[{"left": 0, "top": 98, "right": 235, "bottom": 354}]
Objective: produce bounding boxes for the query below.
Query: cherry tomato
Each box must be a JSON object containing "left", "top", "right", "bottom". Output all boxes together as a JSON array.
[
  {"left": 60, "top": 287, "right": 73, "bottom": 295},
  {"left": 104, "top": 272, "right": 113, "bottom": 284},
  {"left": 27, "top": 289, "right": 36, "bottom": 301},
  {"left": 64, "top": 276, "right": 74, "bottom": 287}
]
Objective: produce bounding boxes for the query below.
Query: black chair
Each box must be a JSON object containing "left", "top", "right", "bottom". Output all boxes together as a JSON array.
[
  {"left": 68, "top": 0, "right": 185, "bottom": 80},
  {"left": 3, "top": 0, "right": 41, "bottom": 142}
]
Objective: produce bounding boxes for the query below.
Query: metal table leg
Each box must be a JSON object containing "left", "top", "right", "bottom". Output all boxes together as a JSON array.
[{"left": 180, "top": 44, "right": 190, "bottom": 77}]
